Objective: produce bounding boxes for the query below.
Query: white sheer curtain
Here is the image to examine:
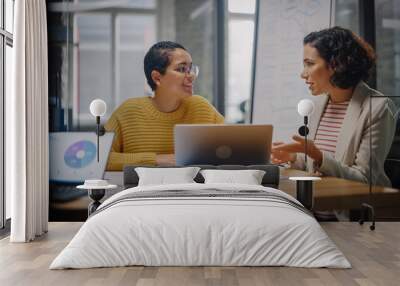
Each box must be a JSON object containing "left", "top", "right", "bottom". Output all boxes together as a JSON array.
[{"left": 8, "top": 0, "right": 49, "bottom": 242}]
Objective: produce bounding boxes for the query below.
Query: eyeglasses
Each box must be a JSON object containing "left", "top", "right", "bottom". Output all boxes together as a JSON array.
[{"left": 174, "top": 64, "right": 199, "bottom": 78}]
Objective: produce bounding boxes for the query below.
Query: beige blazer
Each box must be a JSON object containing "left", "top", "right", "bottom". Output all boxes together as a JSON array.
[{"left": 293, "top": 81, "right": 398, "bottom": 187}]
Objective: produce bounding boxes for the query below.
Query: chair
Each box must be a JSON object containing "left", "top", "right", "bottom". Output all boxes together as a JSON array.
[
  {"left": 384, "top": 115, "right": 400, "bottom": 189},
  {"left": 384, "top": 157, "right": 400, "bottom": 189}
]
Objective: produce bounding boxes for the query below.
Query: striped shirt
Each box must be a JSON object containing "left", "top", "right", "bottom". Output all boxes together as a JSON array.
[{"left": 314, "top": 100, "right": 350, "bottom": 155}]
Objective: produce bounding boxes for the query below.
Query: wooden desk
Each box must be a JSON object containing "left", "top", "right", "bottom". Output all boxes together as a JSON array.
[
  {"left": 280, "top": 168, "right": 400, "bottom": 211},
  {"left": 50, "top": 169, "right": 400, "bottom": 214}
]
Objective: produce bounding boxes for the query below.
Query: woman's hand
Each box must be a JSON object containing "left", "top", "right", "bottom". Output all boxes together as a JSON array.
[
  {"left": 271, "top": 135, "right": 323, "bottom": 166},
  {"left": 156, "top": 154, "right": 176, "bottom": 166},
  {"left": 271, "top": 142, "right": 297, "bottom": 164}
]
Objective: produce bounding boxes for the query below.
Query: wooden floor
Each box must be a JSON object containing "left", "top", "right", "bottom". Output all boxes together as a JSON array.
[{"left": 0, "top": 222, "right": 399, "bottom": 286}]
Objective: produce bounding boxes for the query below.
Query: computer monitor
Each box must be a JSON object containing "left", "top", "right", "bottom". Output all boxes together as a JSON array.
[
  {"left": 49, "top": 132, "right": 114, "bottom": 183},
  {"left": 174, "top": 124, "right": 273, "bottom": 166}
]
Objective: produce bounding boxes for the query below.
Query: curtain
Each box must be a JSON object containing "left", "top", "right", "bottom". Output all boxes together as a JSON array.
[{"left": 8, "top": 0, "right": 49, "bottom": 242}]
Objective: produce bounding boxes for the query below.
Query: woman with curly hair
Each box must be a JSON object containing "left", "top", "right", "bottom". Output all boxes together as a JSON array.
[{"left": 271, "top": 26, "right": 397, "bottom": 187}]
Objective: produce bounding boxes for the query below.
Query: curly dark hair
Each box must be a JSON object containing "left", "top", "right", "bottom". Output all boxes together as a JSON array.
[
  {"left": 303, "top": 26, "right": 376, "bottom": 89},
  {"left": 144, "top": 41, "right": 186, "bottom": 91}
]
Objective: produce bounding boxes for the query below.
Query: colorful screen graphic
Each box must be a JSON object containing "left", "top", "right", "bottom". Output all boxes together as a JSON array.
[
  {"left": 64, "top": 140, "right": 97, "bottom": 168},
  {"left": 50, "top": 132, "right": 114, "bottom": 183}
]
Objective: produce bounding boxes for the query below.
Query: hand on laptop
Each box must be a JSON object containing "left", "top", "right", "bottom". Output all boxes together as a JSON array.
[{"left": 156, "top": 154, "right": 176, "bottom": 166}]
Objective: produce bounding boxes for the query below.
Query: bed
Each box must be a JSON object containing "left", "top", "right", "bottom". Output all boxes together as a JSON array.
[{"left": 50, "top": 165, "right": 350, "bottom": 269}]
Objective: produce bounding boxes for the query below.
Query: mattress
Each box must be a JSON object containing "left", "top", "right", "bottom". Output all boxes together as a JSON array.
[{"left": 50, "top": 183, "right": 351, "bottom": 269}]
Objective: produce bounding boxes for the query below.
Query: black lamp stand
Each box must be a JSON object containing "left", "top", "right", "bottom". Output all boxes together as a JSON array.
[
  {"left": 295, "top": 116, "right": 314, "bottom": 210},
  {"left": 95, "top": 116, "right": 106, "bottom": 162},
  {"left": 298, "top": 116, "right": 309, "bottom": 165}
]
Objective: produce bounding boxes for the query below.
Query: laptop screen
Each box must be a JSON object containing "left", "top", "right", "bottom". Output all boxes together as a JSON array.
[
  {"left": 49, "top": 132, "right": 114, "bottom": 183},
  {"left": 174, "top": 124, "right": 273, "bottom": 166}
]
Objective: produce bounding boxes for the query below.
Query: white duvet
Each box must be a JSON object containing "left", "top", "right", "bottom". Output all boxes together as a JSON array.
[{"left": 50, "top": 183, "right": 351, "bottom": 269}]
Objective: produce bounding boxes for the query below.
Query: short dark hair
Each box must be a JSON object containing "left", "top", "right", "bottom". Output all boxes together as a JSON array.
[
  {"left": 144, "top": 41, "right": 186, "bottom": 91},
  {"left": 303, "top": 26, "right": 376, "bottom": 89}
]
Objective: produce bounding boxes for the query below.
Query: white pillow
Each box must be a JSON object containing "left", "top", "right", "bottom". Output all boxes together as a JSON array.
[
  {"left": 200, "top": 169, "right": 266, "bottom": 185},
  {"left": 135, "top": 167, "right": 200, "bottom": 186}
]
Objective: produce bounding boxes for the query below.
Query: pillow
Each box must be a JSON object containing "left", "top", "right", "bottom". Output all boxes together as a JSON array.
[
  {"left": 200, "top": 169, "right": 266, "bottom": 185},
  {"left": 135, "top": 167, "right": 201, "bottom": 186}
]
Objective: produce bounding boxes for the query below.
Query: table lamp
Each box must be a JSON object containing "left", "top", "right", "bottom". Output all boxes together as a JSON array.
[
  {"left": 89, "top": 99, "right": 107, "bottom": 162},
  {"left": 79, "top": 99, "right": 114, "bottom": 217},
  {"left": 291, "top": 99, "right": 318, "bottom": 211},
  {"left": 297, "top": 99, "right": 315, "bottom": 165}
]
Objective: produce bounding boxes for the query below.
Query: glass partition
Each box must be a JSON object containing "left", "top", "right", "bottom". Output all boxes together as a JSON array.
[
  {"left": 46, "top": 0, "right": 400, "bottom": 223},
  {"left": 334, "top": 0, "right": 359, "bottom": 34},
  {"left": 47, "top": 0, "right": 220, "bottom": 220},
  {"left": 373, "top": 0, "right": 400, "bottom": 221},
  {"left": 225, "top": 0, "right": 256, "bottom": 123},
  {"left": 332, "top": 0, "right": 400, "bottom": 223},
  {"left": 75, "top": 14, "right": 113, "bottom": 127},
  {"left": 49, "top": 0, "right": 218, "bottom": 131}
]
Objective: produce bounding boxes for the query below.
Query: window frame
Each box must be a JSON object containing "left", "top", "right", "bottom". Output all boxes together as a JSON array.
[{"left": 1, "top": 0, "right": 14, "bottom": 231}]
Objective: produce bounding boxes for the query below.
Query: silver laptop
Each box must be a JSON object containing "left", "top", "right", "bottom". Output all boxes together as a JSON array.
[
  {"left": 174, "top": 124, "right": 273, "bottom": 166},
  {"left": 49, "top": 132, "right": 114, "bottom": 183}
]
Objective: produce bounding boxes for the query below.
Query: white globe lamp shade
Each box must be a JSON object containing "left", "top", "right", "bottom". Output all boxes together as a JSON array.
[
  {"left": 297, "top": 99, "right": 315, "bottom": 117},
  {"left": 90, "top": 99, "right": 107, "bottom": 117}
]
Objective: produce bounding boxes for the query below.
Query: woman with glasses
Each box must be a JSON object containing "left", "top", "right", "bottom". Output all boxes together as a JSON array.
[{"left": 105, "top": 41, "right": 224, "bottom": 170}]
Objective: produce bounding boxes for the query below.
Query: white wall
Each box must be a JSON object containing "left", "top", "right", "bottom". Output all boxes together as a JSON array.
[{"left": 252, "top": 0, "right": 333, "bottom": 142}]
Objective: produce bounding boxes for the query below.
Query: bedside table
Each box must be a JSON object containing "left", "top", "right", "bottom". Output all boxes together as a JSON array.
[
  {"left": 77, "top": 181, "right": 117, "bottom": 216},
  {"left": 289, "top": 176, "right": 321, "bottom": 210}
]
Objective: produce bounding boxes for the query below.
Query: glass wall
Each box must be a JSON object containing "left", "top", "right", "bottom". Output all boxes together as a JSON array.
[
  {"left": 334, "top": 0, "right": 400, "bottom": 221},
  {"left": 46, "top": 0, "right": 400, "bottom": 223},
  {"left": 375, "top": 0, "right": 400, "bottom": 103},
  {"left": 375, "top": 0, "right": 400, "bottom": 204},
  {"left": 174, "top": 0, "right": 216, "bottom": 104},
  {"left": 225, "top": 0, "right": 256, "bottom": 123},
  {"left": 75, "top": 13, "right": 113, "bottom": 126},
  {"left": 47, "top": 0, "right": 223, "bottom": 220},
  {"left": 73, "top": 9, "right": 157, "bottom": 127},
  {"left": 49, "top": 0, "right": 218, "bottom": 130},
  {"left": 47, "top": 0, "right": 261, "bottom": 131},
  {"left": 334, "top": 0, "right": 359, "bottom": 34}
]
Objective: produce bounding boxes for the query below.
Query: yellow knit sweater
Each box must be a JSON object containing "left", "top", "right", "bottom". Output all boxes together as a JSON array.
[{"left": 104, "top": 95, "right": 224, "bottom": 170}]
